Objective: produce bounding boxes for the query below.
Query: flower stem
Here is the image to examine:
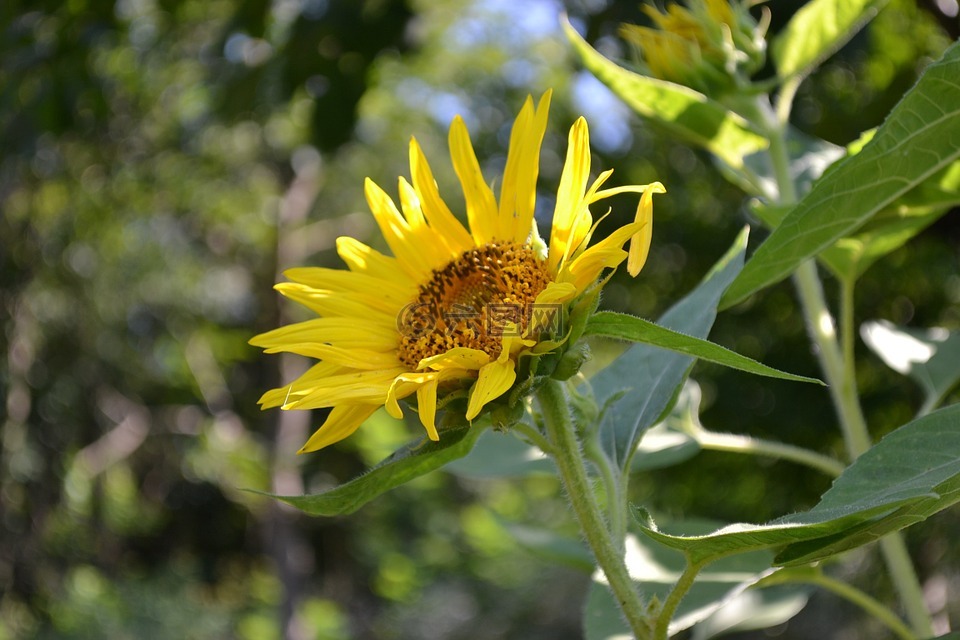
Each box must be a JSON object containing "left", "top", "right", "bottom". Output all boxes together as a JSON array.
[
  {"left": 537, "top": 379, "right": 649, "bottom": 638},
  {"left": 583, "top": 434, "right": 627, "bottom": 548},
  {"left": 767, "top": 110, "right": 935, "bottom": 638},
  {"left": 790, "top": 571, "right": 915, "bottom": 640},
  {"left": 653, "top": 560, "right": 704, "bottom": 640},
  {"left": 792, "top": 263, "right": 873, "bottom": 457},
  {"left": 691, "top": 427, "right": 846, "bottom": 477}
]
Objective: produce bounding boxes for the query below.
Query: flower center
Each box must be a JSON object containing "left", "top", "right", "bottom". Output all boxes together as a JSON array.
[{"left": 397, "top": 242, "right": 554, "bottom": 368}]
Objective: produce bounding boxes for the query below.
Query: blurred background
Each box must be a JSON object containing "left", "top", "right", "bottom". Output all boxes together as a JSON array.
[{"left": 1, "top": 0, "right": 958, "bottom": 638}]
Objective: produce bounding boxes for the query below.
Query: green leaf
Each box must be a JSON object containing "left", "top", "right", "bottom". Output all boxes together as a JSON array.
[
  {"left": 583, "top": 528, "right": 809, "bottom": 639},
  {"left": 585, "top": 228, "right": 748, "bottom": 470},
  {"left": 818, "top": 159, "right": 960, "bottom": 280},
  {"left": 585, "top": 311, "right": 821, "bottom": 385},
  {"left": 722, "top": 40, "right": 960, "bottom": 308},
  {"left": 861, "top": 320, "right": 960, "bottom": 414},
  {"left": 631, "top": 422, "right": 700, "bottom": 472},
  {"left": 505, "top": 524, "right": 595, "bottom": 573},
  {"left": 256, "top": 425, "right": 484, "bottom": 516},
  {"left": 444, "top": 429, "right": 554, "bottom": 478},
  {"left": 753, "top": 159, "right": 960, "bottom": 282},
  {"left": 636, "top": 403, "right": 960, "bottom": 566},
  {"left": 771, "top": 0, "right": 887, "bottom": 80},
  {"left": 562, "top": 18, "right": 768, "bottom": 173}
]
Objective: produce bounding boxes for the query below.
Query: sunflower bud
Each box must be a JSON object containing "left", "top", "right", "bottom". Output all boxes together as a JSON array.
[{"left": 621, "top": 0, "right": 767, "bottom": 96}]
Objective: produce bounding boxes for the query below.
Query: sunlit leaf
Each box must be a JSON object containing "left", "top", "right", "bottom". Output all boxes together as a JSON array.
[
  {"left": 585, "top": 228, "right": 748, "bottom": 470},
  {"left": 630, "top": 422, "right": 700, "bottom": 472},
  {"left": 689, "top": 584, "right": 810, "bottom": 639},
  {"left": 722, "top": 40, "right": 960, "bottom": 308},
  {"left": 771, "top": 0, "right": 887, "bottom": 80},
  {"left": 563, "top": 17, "right": 768, "bottom": 174},
  {"left": 636, "top": 404, "right": 960, "bottom": 566},
  {"left": 256, "top": 425, "right": 484, "bottom": 516},
  {"left": 861, "top": 320, "right": 960, "bottom": 413}
]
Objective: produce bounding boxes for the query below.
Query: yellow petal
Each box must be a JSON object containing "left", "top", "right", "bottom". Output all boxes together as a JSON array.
[
  {"left": 364, "top": 178, "right": 434, "bottom": 280},
  {"left": 262, "top": 343, "right": 401, "bottom": 370},
  {"left": 398, "top": 176, "right": 452, "bottom": 271},
  {"left": 409, "top": 137, "right": 473, "bottom": 253},
  {"left": 384, "top": 370, "right": 457, "bottom": 441},
  {"left": 417, "top": 377, "right": 441, "bottom": 441},
  {"left": 336, "top": 236, "right": 411, "bottom": 285},
  {"left": 384, "top": 373, "right": 419, "bottom": 419},
  {"left": 628, "top": 182, "right": 665, "bottom": 277},
  {"left": 257, "top": 361, "right": 346, "bottom": 408},
  {"left": 499, "top": 91, "right": 552, "bottom": 243},
  {"left": 284, "top": 368, "right": 407, "bottom": 410},
  {"left": 418, "top": 347, "right": 491, "bottom": 371},
  {"left": 466, "top": 359, "right": 517, "bottom": 421},
  {"left": 298, "top": 404, "right": 379, "bottom": 453},
  {"left": 563, "top": 220, "right": 646, "bottom": 292},
  {"left": 549, "top": 117, "right": 592, "bottom": 273},
  {"left": 250, "top": 317, "right": 399, "bottom": 352},
  {"left": 274, "top": 282, "right": 401, "bottom": 319},
  {"left": 534, "top": 281, "right": 578, "bottom": 305},
  {"left": 282, "top": 266, "right": 413, "bottom": 308},
  {"left": 449, "top": 115, "right": 499, "bottom": 244}
]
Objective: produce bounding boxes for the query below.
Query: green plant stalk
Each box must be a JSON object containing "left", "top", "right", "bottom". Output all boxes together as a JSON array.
[
  {"left": 583, "top": 434, "right": 628, "bottom": 549},
  {"left": 653, "top": 560, "right": 705, "bottom": 640},
  {"left": 766, "top": 109, "right": 934, "bottom": 638},
  {"left": 537, "top": 379, "right": 649, "bottom": 638},
  {"left": 692, "top": 427, "right": 846, "bottom": 477},
  {"left": 791, "top": 263, "right": 873, "bottom": 457},
  {"left": 766, "top": 569, "right": 915, "bottom": 640},
  {"left": 513, "top": 420, "right": 554, "bottom": 456}
]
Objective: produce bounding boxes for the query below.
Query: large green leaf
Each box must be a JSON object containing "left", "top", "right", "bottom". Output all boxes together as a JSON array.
[
  {"left": 861, "top": 320, "right": 960, "bottom": 414},
  {"left": 258, "top": 424, "right": 484, "bottom": 516},
  {"left": 636, "top": 403, "right": 960, "bottom": 566},
  {"left": 563, "top": 18, "right": 768, "bottom": 174},
  {"left": 585, "top": 312, "right": 821, "bottom": 385},
  {"left": 443, "top": 428, "right": 553, "bottom": 478},
  {"left": 818, "top": 158, "right": 960, "bottom": 280},
  {"left": 722, "top": 39, "right": 960, "bottom": 308},
  {"left": 584, "top": 229, "right": 748, "bottom": 470},
  {"left": 752, "top": 159, "right": 960, "bottom": 282},
  {"left": 584, "top": 529, "right": 809, "bottom": 639},
  {"left": 771, "top": 0, "right": 886, "bottom": 80}
]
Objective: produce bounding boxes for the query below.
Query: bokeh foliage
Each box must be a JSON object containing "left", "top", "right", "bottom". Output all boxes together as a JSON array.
[{"left": 1, "top": 0, "right": 957, "bottom": 638}]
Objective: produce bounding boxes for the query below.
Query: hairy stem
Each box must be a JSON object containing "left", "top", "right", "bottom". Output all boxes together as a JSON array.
[
  {"left": 768, "top": 108, "right": 934, "bottom": 638},
  {"left": 654, "top": 561, "right": 704, "bottom": 640},
  {"left": 537, "top": 379, "right": 649, "bottom": 638},
  {"left": 583, "top": 434, "right": 627, "bottom": 549}
]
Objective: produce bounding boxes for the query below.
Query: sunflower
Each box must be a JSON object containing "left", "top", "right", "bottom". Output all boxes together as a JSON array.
[
  {"left": 620, "top": 0, "right": 765, "bottom": 94},
  {"left": 251, "top": 91, "right": 664, "bottom": 453}
]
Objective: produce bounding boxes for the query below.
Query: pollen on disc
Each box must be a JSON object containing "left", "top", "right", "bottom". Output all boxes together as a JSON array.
[{"left": 397, "top": 242, "right": 553, "bottom": 368}]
